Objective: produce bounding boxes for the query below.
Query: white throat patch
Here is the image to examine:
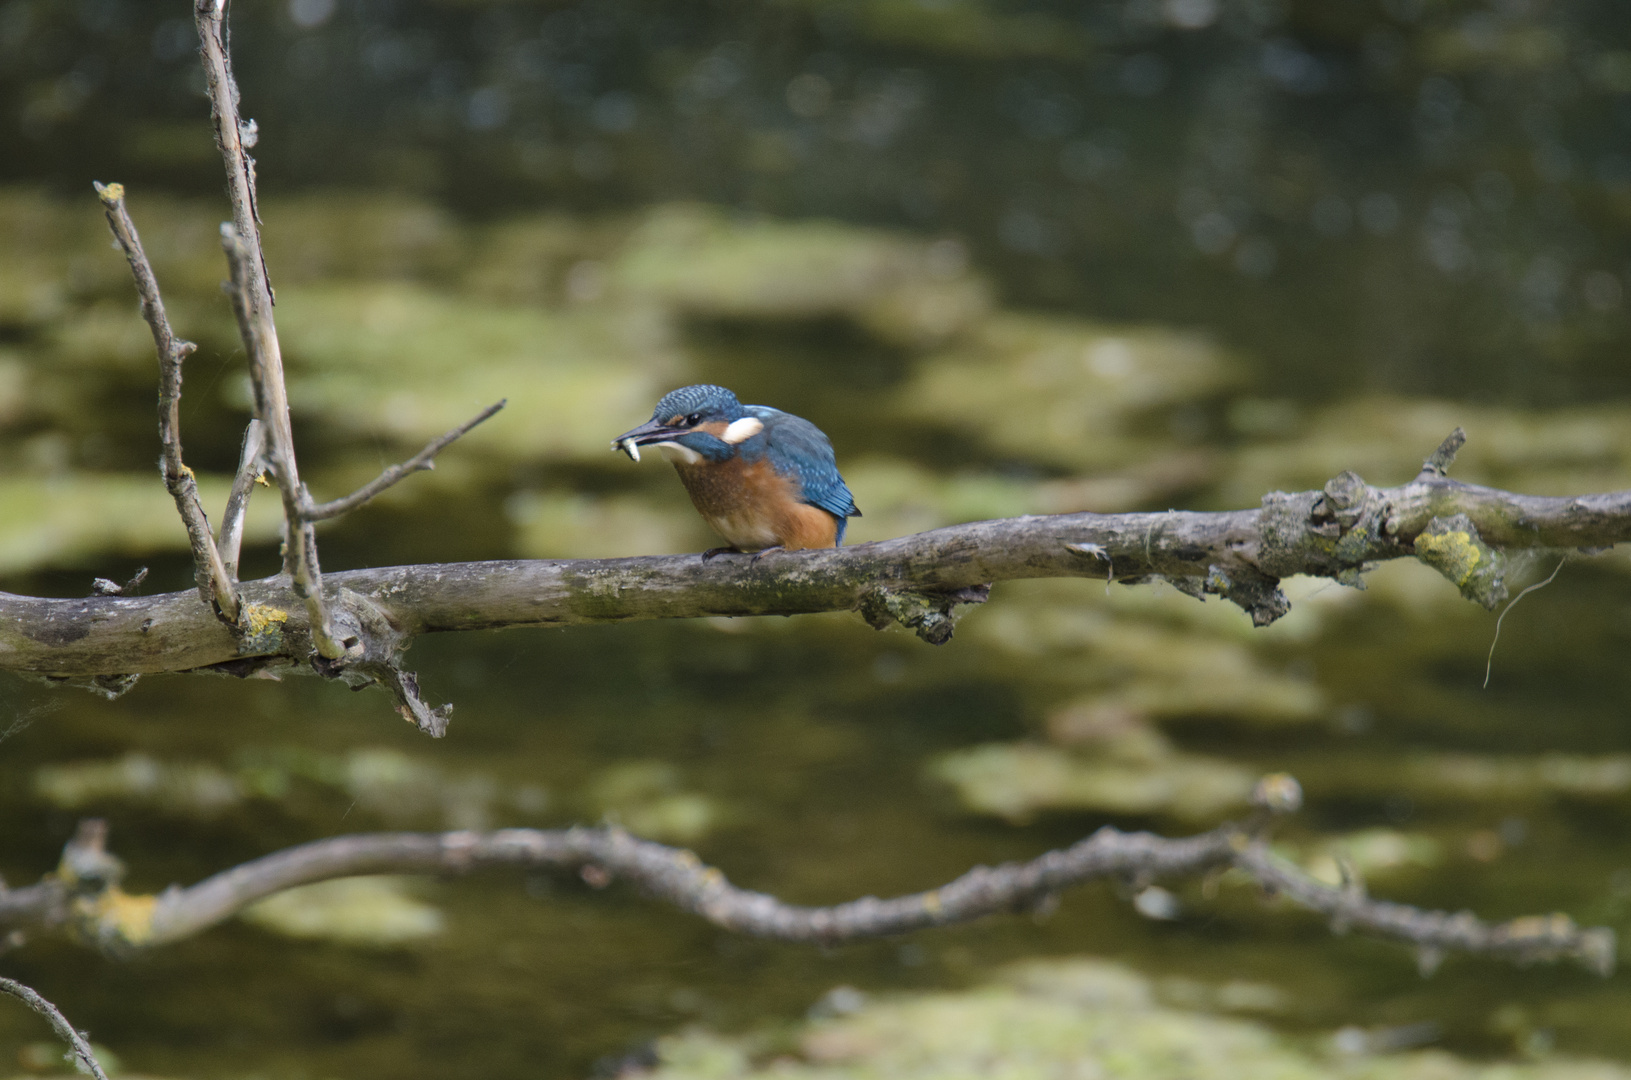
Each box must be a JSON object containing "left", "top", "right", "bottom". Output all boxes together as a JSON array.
[
  {"left": 721, "top": 416, "right": 765, "bottom": 445},
  {"left": 656, "top": 441, "right": 704, "bottom": 465}
]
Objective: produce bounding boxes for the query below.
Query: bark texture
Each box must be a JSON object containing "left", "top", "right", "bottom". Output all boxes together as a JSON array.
[{"left": 5, "top": 462, "right": 1628, "bottom": 707}]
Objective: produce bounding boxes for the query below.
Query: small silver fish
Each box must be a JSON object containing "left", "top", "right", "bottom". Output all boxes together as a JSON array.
[{"left": 616, "top": 437, "right": 641, "bottom": 463}]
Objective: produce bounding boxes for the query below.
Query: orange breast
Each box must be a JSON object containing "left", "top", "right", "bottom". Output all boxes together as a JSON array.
[{"left": 674, "top": 458, "right": 838, "bottom": 551}]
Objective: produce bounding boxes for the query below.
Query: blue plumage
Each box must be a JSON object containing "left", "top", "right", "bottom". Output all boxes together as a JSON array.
[
  {"left": 740, "top": 406, "right": 860, "bottom": 539},
  {"left": 613, "top": 385, "right": 861, "bottom": 553}
]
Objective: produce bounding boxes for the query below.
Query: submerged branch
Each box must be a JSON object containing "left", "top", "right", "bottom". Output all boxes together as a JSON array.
[{"left": 0, "top": 779, "right": 1611, "bottom": 975}]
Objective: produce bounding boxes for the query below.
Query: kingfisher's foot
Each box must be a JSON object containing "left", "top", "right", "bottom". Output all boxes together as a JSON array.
[
  {"left": 749, "top": 546, "right": 786, "bottom": 563},
  {"left": 701, "top": 546, "right": 743, "bottom": 561}
]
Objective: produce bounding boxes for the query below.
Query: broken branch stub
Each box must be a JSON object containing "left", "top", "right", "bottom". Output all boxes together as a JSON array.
[{"left": 859, "top": 584, "right": 991, "bottom": 643}]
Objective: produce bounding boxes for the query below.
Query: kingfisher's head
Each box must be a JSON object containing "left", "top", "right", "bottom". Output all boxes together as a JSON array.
[
  {"left": 612, "top": 385, "right": 761, "bottom": 462},
  {"left": 650, "top": 384, "right": 744, "bottom": 429}
]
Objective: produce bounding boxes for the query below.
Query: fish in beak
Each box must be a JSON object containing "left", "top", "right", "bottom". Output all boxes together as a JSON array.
[{"left": 611, "top": 417, "right": 688, "bottom": 463}]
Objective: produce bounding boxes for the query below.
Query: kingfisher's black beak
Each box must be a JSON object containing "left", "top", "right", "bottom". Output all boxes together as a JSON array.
[{"left": 611, "top": 417, "right": 686, "bottom": 462}]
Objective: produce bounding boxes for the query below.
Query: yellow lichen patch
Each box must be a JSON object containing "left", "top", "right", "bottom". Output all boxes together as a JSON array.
[
  {"left": 239, "top": 601, "right": 289, "bottom": 636},
  {"left": 73, "top": 887, "right": 157, "bottom": 948},
  {"left": 237, "top": 601, "right": 290, "bottom": 654},
  {"left": 1414, "top": 529, "right": 1481, "bottom": 586},
  {"left": 1410, "top": 514, "right": 1508, "bottom": 610}
]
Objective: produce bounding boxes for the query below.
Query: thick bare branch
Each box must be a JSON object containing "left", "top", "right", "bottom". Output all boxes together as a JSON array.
[
  {"left": 91, "top": 181, "right": 238, "bottom": 621},
  {"left": 304, "top": 400, "right": 507, "bottom": 522},
  {"left": 0, "top": 780, "right": 1611, "bottom": 975},
  {"left": 0, "top": 976, "right": 112, "bottom": 1080},
  {"left": 3, "top": 463, "right": 1628, "bottom": 691}
]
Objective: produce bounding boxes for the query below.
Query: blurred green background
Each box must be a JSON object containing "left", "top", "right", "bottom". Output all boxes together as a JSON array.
[{"left": 7, "top": 0, "right": 1631, "bottom": 1077}]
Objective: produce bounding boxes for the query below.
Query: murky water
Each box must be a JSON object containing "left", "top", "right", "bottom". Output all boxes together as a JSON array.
[{"left": 6, "top": 1, "right": 1631, "bottom": 1077}]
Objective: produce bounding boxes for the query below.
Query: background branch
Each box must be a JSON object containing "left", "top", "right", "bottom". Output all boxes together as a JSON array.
[
  {"left": 0, "top": 778, "right": 1611, "bottom": 975},
  {"left": 0, "top": 975, "right": 112, "bottom": 1080},
  {"left": 91, "top": 181, "right": 238, "bottom": 621}
]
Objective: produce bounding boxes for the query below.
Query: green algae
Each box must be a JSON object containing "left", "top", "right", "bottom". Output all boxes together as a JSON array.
[
  {"left": 35, "top": 753, "right": 242, "bottom": 818},
  {"left": 588, "top": 760, "right": 725, "bottom": 844},
  {"left": 1292, "top": 828, "right": 1445, "bottom": 886},
  {"left": 241, "top": 876, "right": 444, "bottom": 948},
  {"left": 32, "top": 746, "right": 550, "bottom": 832},
  {"left": 267, "top": 281, "right": 683, "bottom": 462},
  {"left": 927, "top": 739, "right": 1255, "bottom": 823},
  {"left": 900, "top": 314, "right": 1242, "bottom": 472},
  {"left": 964, "top": 580, "right": 1326, "bottom": 727},
  {"left": 612, "top": 203, "right": 990, "bottom": 346},
  {"left": 506, "top": 489, "right": 708, "bottom": 559},
  {"left": 0, "top": 473, "right": 281, "bottom": 576},
  {"left": 258, "top": 193, "right": 467, "bottom": 284},
  {"left": 647, "top": 957, "right": 1631, "bottom": 1080}
]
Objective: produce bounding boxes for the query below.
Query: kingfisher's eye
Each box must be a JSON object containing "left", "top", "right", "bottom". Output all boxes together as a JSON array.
[{"left": 686, "top": 412, "right": 703, "bottom": 426}]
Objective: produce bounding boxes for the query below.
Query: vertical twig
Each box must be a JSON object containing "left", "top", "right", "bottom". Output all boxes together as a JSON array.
[
  {"left": 0, "top": 976, "right": 113, "bottom": 1080},
  {"left": 218, "top": 419, "right": 265, "bottom": 579},
  {"left": 195, "top": 0, "right": 342, "bottom": 658},
  {"left": 92, "top": 182, "right": 240, "bottom": 622}
]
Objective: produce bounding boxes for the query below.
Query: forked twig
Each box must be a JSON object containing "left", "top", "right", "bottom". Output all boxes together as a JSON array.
[
  {"left": 195, "top": 0, "right": 340, "bottom": 657},
  {"left": 193, "top": 0, "right": 499, "bottom": 660},
  {"left": 92, "top": 181, "right": 239, "bottom": 621},
  {"left": 216, "top": 199, "right": 338, "bottom": 656}
]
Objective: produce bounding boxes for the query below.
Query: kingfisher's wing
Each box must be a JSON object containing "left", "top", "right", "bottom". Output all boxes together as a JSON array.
[{"left": 744, "top": 406, "right": 860, "bottom": 521}]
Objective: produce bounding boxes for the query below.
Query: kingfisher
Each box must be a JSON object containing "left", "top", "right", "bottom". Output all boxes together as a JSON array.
[{"left": 612, "top": 384, "right": 860, "bottom": 558}]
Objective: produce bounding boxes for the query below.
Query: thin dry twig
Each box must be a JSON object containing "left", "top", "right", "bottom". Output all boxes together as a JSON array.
[
  {"left": 196, "top": 0, "right": 340, "bottom": 658},
  {"left": 304, "top": 400, "right": 508, "bottom": 522},
  {"left": 217, "top": 211, "right": 337, "bottom": 656},
  {"left": 218, "top": 419, "right": 266, "bottom": 580},
  {"left": 0, "top": 975, "right": 112, "bottom": 1080},
  {"left": 0, "top": 780, "right": 1612, "bottom": 975},
  {"left": 92, "top": 181, "right": 238, "bottom": 621}
]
